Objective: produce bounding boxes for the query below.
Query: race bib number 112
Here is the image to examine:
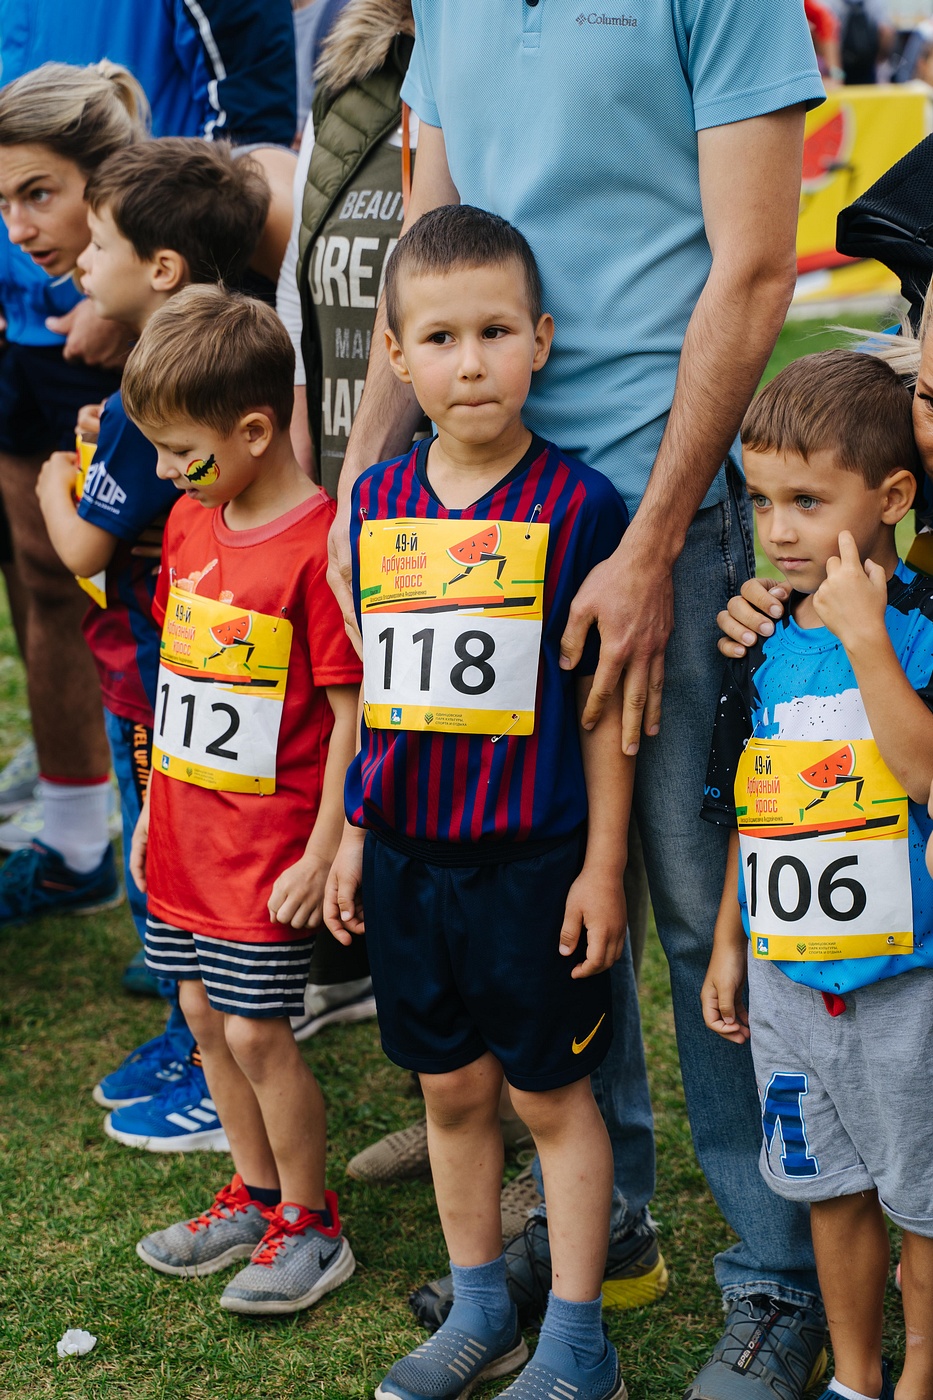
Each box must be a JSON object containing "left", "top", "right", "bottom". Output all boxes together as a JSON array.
[
  {"left": 153, "top": 585, "right": 292, "bottom": 794},
  {"left": 359, "top": 517, "right": 549, "bottom": 736}
]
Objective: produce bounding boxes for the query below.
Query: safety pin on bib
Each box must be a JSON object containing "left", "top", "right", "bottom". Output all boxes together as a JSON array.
[
  {"left": 491, "top": 713, "right": 520, "bottom": 744},
  {"left": 524, "top": 504, "right": 542, "bottom": 539},
  {"left": 359, "top": 507, "right": 373, "bottom": 537}
]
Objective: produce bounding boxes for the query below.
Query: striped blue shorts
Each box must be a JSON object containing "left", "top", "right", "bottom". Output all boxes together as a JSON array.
[{"left": 144, "top": 918, "right": 313, "bottom": 1019}]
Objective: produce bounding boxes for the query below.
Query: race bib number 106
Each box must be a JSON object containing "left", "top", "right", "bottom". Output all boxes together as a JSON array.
[
  {"left": 359, "top": 517, "right": 548, "bottom": 736},
  {"left": 736, "top": 737, "right": 913, "bottom": 961},
  {"left": 153, "top": 585, "right": 292, "bottom": 794}
]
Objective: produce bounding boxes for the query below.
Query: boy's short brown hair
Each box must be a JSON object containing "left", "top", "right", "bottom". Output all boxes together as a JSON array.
[
  {"left": 84, "top": 138, "right": 269, "bottom": 284},
  {"left": 122, "top": 284, "right": 294, "bottom": 436},
  {"left": 384, "top": 204, "right": 543, "bottom": 338},
  {"left": 742, "top": 348, "right": 920, "bottom": 488}
]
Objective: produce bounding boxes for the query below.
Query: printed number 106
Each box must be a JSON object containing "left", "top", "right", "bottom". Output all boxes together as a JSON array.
[
  {"left": 377, "top": 625, "right": 496, "bottom": 696},
  {"left": 745, "top": 850, "right": 867, "bottom": 923}
]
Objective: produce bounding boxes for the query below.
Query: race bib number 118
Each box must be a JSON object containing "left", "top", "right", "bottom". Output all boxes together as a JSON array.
[{"left": 359, "top": 517, "right": 548, "bottom": 736}]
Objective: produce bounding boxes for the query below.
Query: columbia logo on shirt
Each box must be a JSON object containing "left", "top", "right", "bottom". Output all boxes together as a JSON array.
[{"left": 576, "top": 10, "right": 637, "bottom": 25}]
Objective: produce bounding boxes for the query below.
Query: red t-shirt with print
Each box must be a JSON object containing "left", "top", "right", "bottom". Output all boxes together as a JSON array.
[{"left": 148, "top": 490, "right": 361, "bottom": 943}]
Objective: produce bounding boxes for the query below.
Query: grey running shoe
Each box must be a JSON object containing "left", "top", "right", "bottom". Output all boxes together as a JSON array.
[
  {"left": 220, "top": 1192, "right": 355, "bottom": 1315},
  {"left": 290, "top": 976, "right": 377, "bottom": 1042},
  {"left": 410, "top": 1213, "right": 668, "bottom": 1332},
  {"left": 349, "top": 1115, "right": 533, "bottom": 1185},
  {"left": 375, "top": 1300, "right": 527, "bottom": 1400},
  {"left": 499, "top": 1167, "right": 543, "bottom": 1238},
  {"left": 136, "top": 1175, "right": 269, "bottom": 1277},
  {"left": 683, "top": 1296, "right": 827, "bottom": 1400},
  {"left": 0, "top": 739, "right": 37, "bottom": 817}
]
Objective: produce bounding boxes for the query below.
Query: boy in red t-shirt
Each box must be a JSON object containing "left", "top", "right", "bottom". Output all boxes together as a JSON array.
[{"left": 122, "top": 284, "right": 362, "bottom": 1316}]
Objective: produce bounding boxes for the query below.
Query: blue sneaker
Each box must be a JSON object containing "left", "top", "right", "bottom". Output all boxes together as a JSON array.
[
  {"left": 104, "top": 1058, "right": 228, "bottom": 1152},
  {"left": 815, "top": 1357, "right": 894, "bottom": 1400},
  {"left": 498, "top": 1332, "right": 627, "bottom": 1400},
  {"left": 0, "top": 840, "right": 122, "bottom": 925},
  {"left": 121, "top": 948, "right": 161, "bottom": 997},
  {"left": 93, "top": 1028, "right": 192, "bottom": 1108},
  {"left": 375, "top": 1301, "right": 527, "bottom": 1399}
]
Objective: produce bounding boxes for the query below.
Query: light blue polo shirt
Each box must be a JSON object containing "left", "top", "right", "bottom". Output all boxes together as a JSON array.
[{"left": 402, "top": 1, "right": 824, "bottom": 516}]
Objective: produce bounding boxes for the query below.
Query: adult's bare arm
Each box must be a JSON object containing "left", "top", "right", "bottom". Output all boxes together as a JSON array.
[
  {"left": 560, "top": 106, "right": 805, "bottom": 745},
  {"left": 326, "top": 121, "right": 460, "bottom": 625}
]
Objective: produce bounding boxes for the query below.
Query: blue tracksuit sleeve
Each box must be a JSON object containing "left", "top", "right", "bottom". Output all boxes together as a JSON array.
[{"left": 172, "top": 0, "right": 297, "bottom": 145}]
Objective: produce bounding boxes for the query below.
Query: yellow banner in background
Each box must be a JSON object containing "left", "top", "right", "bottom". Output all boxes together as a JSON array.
[{"left": 795, "top": 84, "right": 932, "bottom": 304}]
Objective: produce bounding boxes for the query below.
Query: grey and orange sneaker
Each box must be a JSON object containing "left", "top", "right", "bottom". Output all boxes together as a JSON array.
[
  {"left": 220, "top": 1192, "right": 355, "bottom": 1315},
  {"left": 136, "top": 1175, "right": 269, "bottom": 1277},
  {"left": 684, "top": 1295, "right": 827, "bottom": 1400}
]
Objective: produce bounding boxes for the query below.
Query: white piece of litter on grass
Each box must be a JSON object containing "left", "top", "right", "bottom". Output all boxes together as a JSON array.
[{"left": 56, "top": 1329, "right": 97, "bottom": 1358}]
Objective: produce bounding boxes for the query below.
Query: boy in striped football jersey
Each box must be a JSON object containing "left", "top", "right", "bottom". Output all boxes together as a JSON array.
[{"left": 326, "top": 206, "right": 632, "bottom": 1400}]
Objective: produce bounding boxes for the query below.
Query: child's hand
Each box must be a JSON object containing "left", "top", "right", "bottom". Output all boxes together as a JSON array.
[
  {"left": 323, "top": 829, "right": 366, "bottom": 944},
  {"left": 36, "top": 451, "right": 79, "bottom": 509},
  {"left": 701, "top": 944, "right": 750, "bottom": 1044},
  {"left": 812, "top": 531, "right": 887, "bottom": 650},
  {"left": 76, "top": 400, "right": 105, "bottom": 442},
  {"left": 560, "top": 860, "right": 626, "bottom": 978},
  {"left": 129, "top": 800, "right": 150, "bottom": 894},
  {"left": 268, "top": 850, "right": 331, "bottom": 930}
]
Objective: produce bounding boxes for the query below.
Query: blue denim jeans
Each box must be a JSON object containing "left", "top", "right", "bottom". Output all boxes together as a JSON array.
[
  {"left": 532, "top": 472, "right": 819, "bottom": 1309},
  {"left": 104, "top": 708, "right": 192, "bottom": 1047},
  {"left": 631, "top": 472, "right": 819, "bottom": 1306}
]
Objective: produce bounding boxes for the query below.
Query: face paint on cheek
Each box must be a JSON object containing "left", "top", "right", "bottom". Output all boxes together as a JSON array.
[{"left": 185, "top": 455, "right": 220, "bottom": 485}]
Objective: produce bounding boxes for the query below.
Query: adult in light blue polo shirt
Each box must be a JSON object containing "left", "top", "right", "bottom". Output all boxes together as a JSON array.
[{"left": 332, "top": 3, "right": 828, "bottom": 1398}]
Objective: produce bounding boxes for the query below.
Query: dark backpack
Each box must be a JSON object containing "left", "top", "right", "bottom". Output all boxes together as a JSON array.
[{"left": 841, "top": 0, "right": 880, "bottom": 84}]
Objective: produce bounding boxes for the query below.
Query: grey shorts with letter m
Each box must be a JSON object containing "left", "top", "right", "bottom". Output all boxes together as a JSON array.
[{"left": 747, "top": 953, "right": 933, "bottom": 1237}]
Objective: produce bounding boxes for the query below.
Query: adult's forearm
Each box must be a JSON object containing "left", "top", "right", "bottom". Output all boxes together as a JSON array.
[
  {"left": 632, "top": 252, "right": 796, "bottom": 563},
  {"left": 337, "top": 299, "right": 423, "bottom": 503}
]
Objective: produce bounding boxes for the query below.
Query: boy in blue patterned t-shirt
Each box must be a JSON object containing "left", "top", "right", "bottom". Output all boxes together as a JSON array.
[{"left": 702, "top": 350, "right": 933, "bottom": 1400}]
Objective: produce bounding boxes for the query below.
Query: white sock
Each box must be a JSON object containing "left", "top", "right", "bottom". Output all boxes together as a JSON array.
[
  {"left": 39, "top": 778, "right": 110, "bottom": 872},
  {"left": 828, "top": 1377, "right": 882, "bottom": 1400}
]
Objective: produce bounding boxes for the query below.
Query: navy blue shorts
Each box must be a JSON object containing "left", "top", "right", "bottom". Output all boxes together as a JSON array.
[
  {"left": 0, "top": 343, "right": 121, "bottom": 457},
  {"left": 363, "top": 829, "right": 613, "bottom": 1091}
]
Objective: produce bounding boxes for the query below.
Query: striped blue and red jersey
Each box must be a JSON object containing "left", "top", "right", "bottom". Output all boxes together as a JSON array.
[{"left": 346, "top": 435, "right": 628, "bottom": 844}]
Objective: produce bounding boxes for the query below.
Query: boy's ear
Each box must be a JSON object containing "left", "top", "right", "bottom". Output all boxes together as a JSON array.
[
  {"left": 532, "top": 313, "right": 554, "bottom": 373},
  {"left": 150, "top": 249, "right": 189, "bottom": 295},
  {"left": 239, "top": 411, "right": 275, "bottom": 455},
  {"left": 880, "top": 468, "right": 917, "bottom": 524},
  {"left": 385, "top": 327, "right": 412, "bottom": 384}
]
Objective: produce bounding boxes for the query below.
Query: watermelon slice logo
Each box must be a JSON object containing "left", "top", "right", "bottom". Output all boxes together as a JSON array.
[
  {"left": 446, "top": 523, "right": 507, "bottom": 588},
  {"left": 207, "top": 614, "right": 255, "bottom": 667},
  {"left": 801, "top": 108, "right": 853, "bottom": 194},
  {"left": 798, "top": 744, "right": 864, "bottom": 811}
]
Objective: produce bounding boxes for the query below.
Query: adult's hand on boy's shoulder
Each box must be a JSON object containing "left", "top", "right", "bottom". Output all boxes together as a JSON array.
[
  {"left": 717, "top": 577, "right": 790, "bottom": 659},
  {"left": 46, "top": 300, "right": 133, "bottom": 370},
  {"left": 560, "top": 861, "right": 626, "bottom": 979},
  {"left": 560, "top": 522, "right": 671, "bottom": 748}
]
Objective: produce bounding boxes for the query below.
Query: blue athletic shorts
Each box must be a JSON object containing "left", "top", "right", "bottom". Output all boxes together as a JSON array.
[
  {"left": 0, "top": 343, "right": 120, "bottom": 457},
  {"left": 362, "top": 828, "right": 613, "bottom": 1091},
  {"left": 144, "top": 919, "right": 313, "bottom": 1019}
]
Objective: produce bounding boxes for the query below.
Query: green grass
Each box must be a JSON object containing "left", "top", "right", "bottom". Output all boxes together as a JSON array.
[{"left": 0, "top": 315, "right": 909, "bottom": 1397}]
